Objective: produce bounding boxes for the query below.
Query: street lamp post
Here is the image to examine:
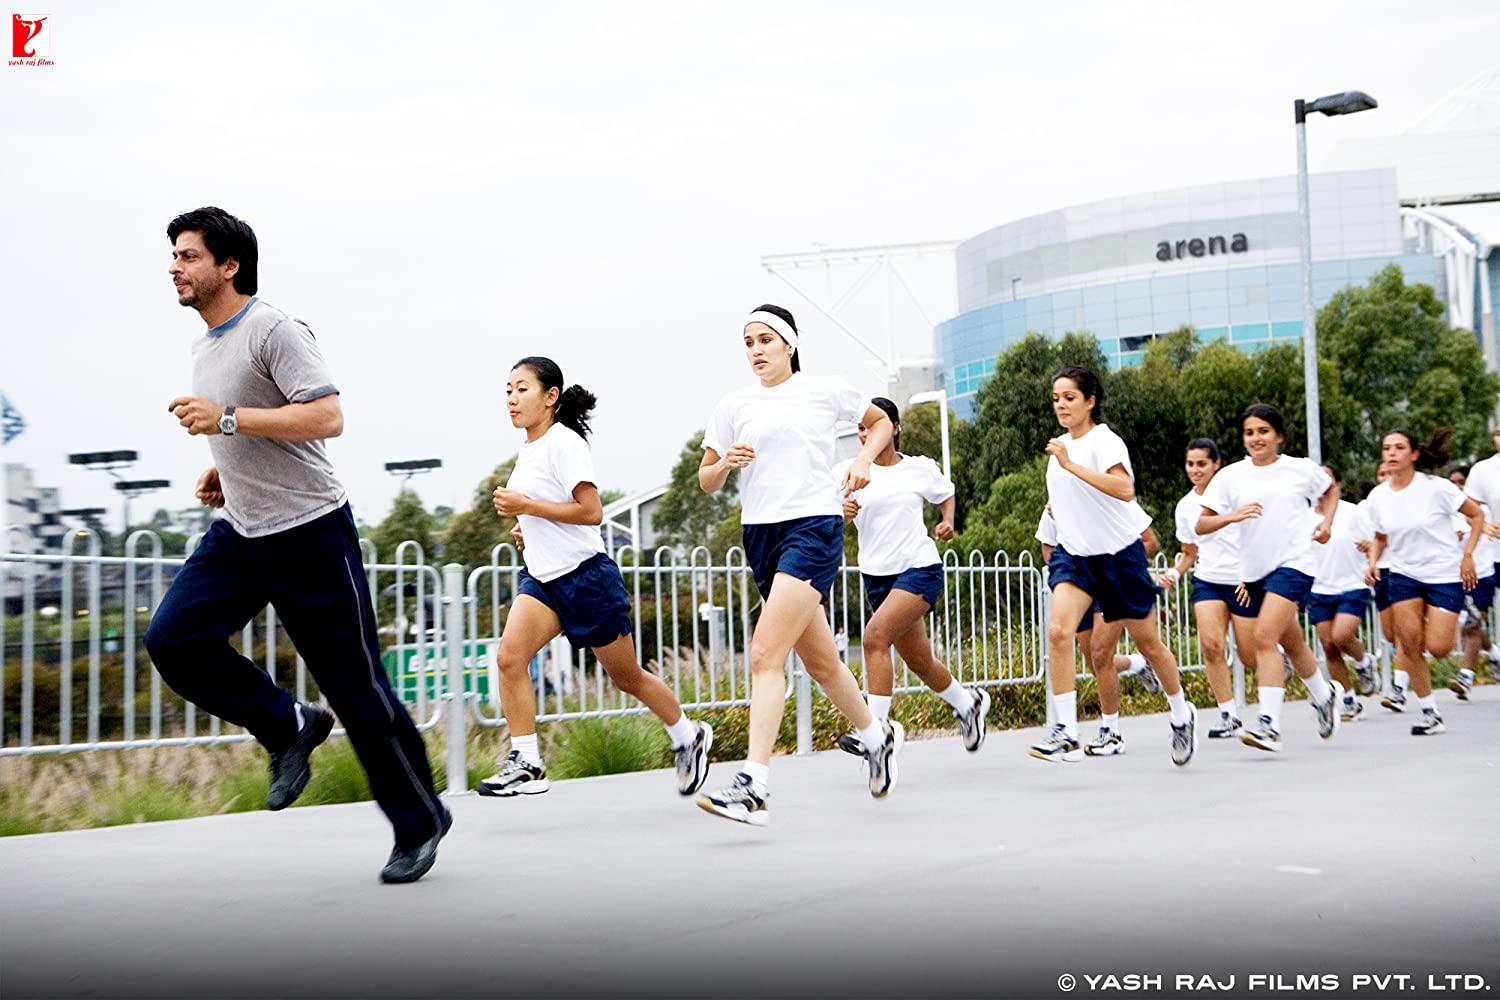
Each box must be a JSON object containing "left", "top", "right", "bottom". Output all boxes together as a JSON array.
[
  {"left": 114, "top": 480, "right": 171, "bottom": 538},
  {"left": 906, "top": 390, "right": 951, "bottom": 481},
  {"left": 1295, "top": 90, "right": 1377, "bottom": 465},
  {"left": 385, "top": 459, "right": 442, "bottom": 493},
  {"left": 68, "top": 450, "right": 139, "bottom": 535}
]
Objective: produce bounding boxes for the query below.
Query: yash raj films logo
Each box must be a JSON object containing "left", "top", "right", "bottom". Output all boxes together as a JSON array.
[{"left": 10, "top": 12, "right": 52, "bottom": 65}]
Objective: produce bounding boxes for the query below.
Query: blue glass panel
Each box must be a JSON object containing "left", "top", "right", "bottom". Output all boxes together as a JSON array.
[
  {"left": 1270, "top": 321, "right": 1302, "bottom": 340},
  {"left": 1231, "top": 323, "right": 1269, "bottom": 343}
]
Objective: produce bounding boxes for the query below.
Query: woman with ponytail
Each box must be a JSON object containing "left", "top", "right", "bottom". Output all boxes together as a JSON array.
[
  {"left": 1034, "top": 365, "right": 1197, "bottom": 767},
  {"left": 695, "top": 305, "right": 900, "bottom": 826},
  {"left": 834, "top": 397, "right": 991, "bottom": 753},
  {"left": 1362, "top": 428, "right": 1485, "bottom": 735},
  {"left": 477, "top": 357, "right": 713, "bottom": 798},
  {"left": 1197, "top": 403, "right": 1341, "bottom": 753}
]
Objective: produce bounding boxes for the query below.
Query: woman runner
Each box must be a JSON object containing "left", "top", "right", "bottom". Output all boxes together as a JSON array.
[
  {"left": 1037, "top": 507, "right": 1157, "bottom": 754},
  {"left": 1032, "top": 365, "right": 1196, "bottom": 766},
  {"left": 1308, "top": 465, "right": 1379, "bottom": 722},
  {"left": 695, "top": 305, "right": 902, "bottom": 825},
  {"left": 1169, "top": 438, "right": 1254, "bottom": 738},
  {"left": 1197, "top": 403, "right": 1341, "bottom": 753},
  {"left": 477, "top": 357, "right": 713, "bottom": 798},
  {"left": 1445, "top": 464, "right": 1500, "bottom": 699},
  {"left": 834, "top": 397, "right": 991, "bottom": 751},
  {"left": 1362, "top": 429, "right": 1484, "bottom": 735}
]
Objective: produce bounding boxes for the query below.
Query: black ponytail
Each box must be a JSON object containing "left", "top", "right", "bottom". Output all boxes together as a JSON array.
[
  {"left": 871, "top": 396, "right": 901, "bottom": 451},
  {"left": 513, "top": 356, "right": 598, "bottom": 441},
  {"left": 1389, "top": 427, "right": 1454, "bottom": 474}
]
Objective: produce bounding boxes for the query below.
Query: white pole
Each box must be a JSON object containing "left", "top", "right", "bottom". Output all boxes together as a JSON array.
[
  {"left": 1296, "top": 101, "right": 1322, "bottom": 465},
  {"left": 907, "top": 390, "right": 952, "bottom": 481}
]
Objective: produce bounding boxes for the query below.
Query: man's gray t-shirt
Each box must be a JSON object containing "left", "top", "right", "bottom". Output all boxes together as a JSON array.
[{"left": 191, "top": 297, "right": 346, "bottom": 537}]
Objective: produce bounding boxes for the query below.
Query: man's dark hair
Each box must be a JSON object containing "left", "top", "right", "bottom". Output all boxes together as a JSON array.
[{"left": 167, "top": 207, "right": 259, "bottom": 295}]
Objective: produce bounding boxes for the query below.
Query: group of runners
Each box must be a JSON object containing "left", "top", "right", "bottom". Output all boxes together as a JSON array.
[{"left": 150, "top": 206, "right": 1494, "bottom": 885}]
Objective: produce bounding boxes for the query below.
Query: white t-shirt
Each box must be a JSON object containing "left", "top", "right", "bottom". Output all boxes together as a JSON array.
[
  {"left": 704, "top": 373, "right": 866, "bottom": 525},
  {"left": 1312, "top": 499, "right": 1373, "bottom": 595},
  {"left": 1363, "top": 474, "right": 1467, "bottom": 585},
  {"left": 1035, "top": 509, "right": 1058, "bottom": 548},
  {"left": 507, "top": 423, "right": 607, "bottom": 583},
  {"left": 835, "top": 455, "right": 953, "bottom": 576},
  {"left": 1201, "top": 455, "right": 1331, "bottom": 582},
  {"left": 1455, "top": 501, "right": 1497, "bottom": 573},
  {"left": 1462, "top": 454, "right": 1500, "bottom": 568},
  {"left": 1356, "top": 496, "right": 1391, "bottom": 570},
  {"left": 1174, "top": 488, "right": 1240, "bottom": 586},
  {"left": 1044, "top": 424, "right": 1152, "bottom": 556}
]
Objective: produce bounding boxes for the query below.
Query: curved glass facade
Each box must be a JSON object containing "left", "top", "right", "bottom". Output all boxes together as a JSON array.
[{"left": 935, "top": 169, "right": 1453, "bottom": 415}]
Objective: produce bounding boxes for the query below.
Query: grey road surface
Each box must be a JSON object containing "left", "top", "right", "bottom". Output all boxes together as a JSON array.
[{"left": 4, "top": 693, "right": 1498, "bottom": 1000}]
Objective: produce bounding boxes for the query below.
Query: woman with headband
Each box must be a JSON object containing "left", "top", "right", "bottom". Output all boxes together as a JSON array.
[
  {"left": 1362, "top": 428, "right": 1485, "bottom": 735},
  {"left": 695, "top": 305, "right": 901, "bottom": 825},
  {"left": 834, "top": 397, "right": 991, "bottom": 753},
  {"left": 477, "top": 357, "right": 713, "bottom": 799}
]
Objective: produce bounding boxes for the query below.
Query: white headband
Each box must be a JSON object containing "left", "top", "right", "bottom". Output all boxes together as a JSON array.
[{"left": 746, "top": 310, "right": 799, "bottom": 353}]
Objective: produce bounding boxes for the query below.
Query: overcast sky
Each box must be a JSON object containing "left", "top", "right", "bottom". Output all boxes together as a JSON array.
[{"left": 4, "top": 0, "right": 1499, "bottom": 537}]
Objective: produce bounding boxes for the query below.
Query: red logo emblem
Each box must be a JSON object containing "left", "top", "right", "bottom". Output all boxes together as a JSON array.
[{"left": 11, "top": 13, "right": 47, "bottom": 58}]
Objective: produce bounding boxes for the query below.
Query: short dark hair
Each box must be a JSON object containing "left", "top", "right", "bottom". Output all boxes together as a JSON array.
[
  {"left": 1186, "top": 437, "right": 1220, "bottom": 464},
  {"left": 512, "top": 356, "right": 597, "bottom": 441},
  {"left": 167, "top": 207, "right": 259, "bottom": 295},
  {"left": 751, "top": 303, "right": 800, "bottom": 373},
  {"left": 1051, "top": 365, "right": 1104, "bottom": 422},
  {"left": 1322, "top": 463, "right": 1342, "bottom": 484}
]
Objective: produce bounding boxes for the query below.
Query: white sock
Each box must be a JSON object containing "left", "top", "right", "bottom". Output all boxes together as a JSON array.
[
  {"left": 1259, "top": 686, "right": 1285, "bottom": 728},
  {"left": 1488, "top": 644, "right": 1500, "bottom": 660},
  {"left": 666, "top": 714, "right": 698, "bottom": 749},
  {"left": 1394, "top": 669, "right": 1410, "bottom": 693},
  {"left": 739, "top": 761, "right": 769, "bottom": 788},
  {"left": 511, "top": 733, "right": 542, "bottom": 767},
  {"left": 294, "top": 703, "right": 305, "bottom": 732},
  {"left": 936, "top": 680, "right": 974, "bottom": 714},
  {"left": 1055, "top": 690, "right": 1078, "bottom": 738},
  {"left": 1304, "top": 672, "right": 1332, "bottom": 703},
  {"left": 1126, "top": 651, "right": 1147, "bottom": 674},
  {"left": 867, "top": 694, "right": 892, "bottom": 721},
  {"left": 1100, "top": 712, "right": 1119, "bottom": 733},
  {"left": 1417, "top": 693, "right": 1438, "bottom": 713},
  {"left": 1358, "top": 653, "right": 1374, "bottom": 671},
  {"left": 1166, "top": 690, "right": 1192, "bottom": 726},
  {"left": 855, "top": 718, "right": 887, "bottom": 753},
  {"left": 1216, "top": 699, "right": 1238, "bottom": 719}
]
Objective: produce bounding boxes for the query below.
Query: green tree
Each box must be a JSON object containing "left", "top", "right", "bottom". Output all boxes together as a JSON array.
[
  {"left": 1318, "top": 264, "right": 1500, "bottom": 462},
  {"left": 371, "top": 489, "right": 434, "bottom": 562},
  {"left": 442, "top": 458, "right": 518, "bottom": 570},
  {"left": 948, "top": 457, "right": 1049, "bottom": 558},
  {"left": 653, "top": 430, "right": 740, "bottom": 551},
  {"left": 962, "top": 332, "right": 1109, "bottom": 515}
]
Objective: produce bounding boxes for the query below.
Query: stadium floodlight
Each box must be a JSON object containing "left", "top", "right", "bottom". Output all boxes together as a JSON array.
[
  {"left": 1294, "top": 90, "right": 1377, "bottom": 465},
  {"left": 386, "top": 458, "right": 441, "bottom": 491},
  {"left": 67, "top": 450, "right": 138, "bottom": 471},
  {"left": 113, "top": 479, "right": 171, "bottom": 535},
  {"left": 61, "top": 507, "right": 108, "bottom": 519}
]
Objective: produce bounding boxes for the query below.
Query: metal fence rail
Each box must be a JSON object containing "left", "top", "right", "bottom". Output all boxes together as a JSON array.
[{"left": 3, "top": 533, "right": 1460, "bottom": 780}]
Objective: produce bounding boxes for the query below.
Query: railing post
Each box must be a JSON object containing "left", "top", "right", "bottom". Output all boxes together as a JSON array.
[
  {"left": 1230, "top": 629, "right": 1247, "bottom": 712},
  {"left": 442, "top": 562, "right": 468, "bottom": 795},
  {"left": 1041, "top": 576, "right": 1057, "bottom": 729},
  {"left": 792, "top": 652, "right": 812, "bottom": 755}
]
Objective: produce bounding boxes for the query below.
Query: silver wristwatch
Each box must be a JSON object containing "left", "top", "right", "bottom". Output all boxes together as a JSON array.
[{"left": 219, "top": 405, "right": 237, "bottom": 436}]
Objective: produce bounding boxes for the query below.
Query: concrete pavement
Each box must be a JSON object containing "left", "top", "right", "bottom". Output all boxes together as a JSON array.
[{"left": 3, "top": 690, "right": 1498, "bottom": 999}]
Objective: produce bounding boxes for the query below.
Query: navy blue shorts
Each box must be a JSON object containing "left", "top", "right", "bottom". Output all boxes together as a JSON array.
[
  {"left": 1308, "top": 588, "right": 1371, "bottom": 626},
  {"left": 1076, "top": 602, "right": 1101, "bottom": 634},
  {"left": 1231, "top": 567, "right": 1315, "bottom": 618},
  {"left": 742, "top": 515, "right": 843, "bottom": 603},
  {"left": 1192, "top": 578, "right": 1241, "bottom": 607},
  {"left": 1465, "top": 575, "right": 1495, "bottom": 614},
  {"left": 1387, "top": 572, "right": 1464, "bottom": 614},
  {"left": 863, "top": 563, "right": 943, "bottom": 613},
  {"left": 517, "top": 553, "right": 634, "bottom": 649},
  {"left": 1373, "top": 569, "right": 1391, "bottom": 612},
  {"left": 1047, "top": 540, "right": 1158, "bottom": 623}
]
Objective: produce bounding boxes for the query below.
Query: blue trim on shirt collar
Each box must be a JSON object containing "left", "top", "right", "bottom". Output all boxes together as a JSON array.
[{"left": 205, "top": 297, "right": 258, "bottom": 338}]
